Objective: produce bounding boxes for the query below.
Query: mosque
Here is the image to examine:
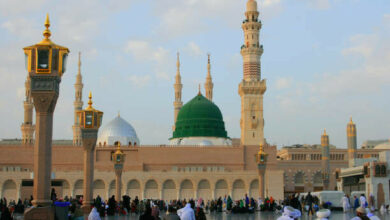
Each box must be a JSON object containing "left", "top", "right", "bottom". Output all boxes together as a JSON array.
[{"left": 0, "top": 0, "right": 389, "bottom": 208}]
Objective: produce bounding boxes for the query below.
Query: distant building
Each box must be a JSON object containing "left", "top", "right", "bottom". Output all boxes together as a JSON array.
[{"left": 361, "top": 139, "right": 389, "bottom": 149}]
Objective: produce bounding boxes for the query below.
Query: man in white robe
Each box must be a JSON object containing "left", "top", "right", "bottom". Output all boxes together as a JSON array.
[
  {"left": 360, "top": 194, "right": 367, "bottom": 208},
  {"left": 341, "top": 195, "right": 350, "bottom": 212},
  {"left": 88, "top": 207, "right": 101, "bottom": 220},
  {"left": 178, "top": 203, "right": 195, "bottom": 220}
]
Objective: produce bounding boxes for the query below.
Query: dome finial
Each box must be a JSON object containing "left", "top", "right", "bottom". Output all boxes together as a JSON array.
[
  {"left": 118, "top": 111, "right": 120, "bottom": 117},
  {"left": 87, "top": 91, "right": 93, "bottom": 109},
  {"left": 323, "top": 128, "right": 327, "bottom": 136},
  {"left": 349, "top": 117, "right": 353, "bottom": 124},
  {"left": 43, "top": 13, "right": 51, "bottom": 39},
  {"left": 198, "top": 84, "right": 201, "bottom": 95}
]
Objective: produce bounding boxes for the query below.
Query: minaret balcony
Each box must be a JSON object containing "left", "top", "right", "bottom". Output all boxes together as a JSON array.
[
  {"left": 240, "top": 45, "right": 263, "bottom": 56},
  {"left": 241, "top": 21, "right": 261, "bottom": 30},
  {"left": 238, "top": 79, "right": 266, "bottom": 95}
]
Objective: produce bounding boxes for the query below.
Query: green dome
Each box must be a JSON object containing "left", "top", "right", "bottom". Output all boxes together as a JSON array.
[{"left": 171, "top": 94, "right": 228, "bottom": 139}]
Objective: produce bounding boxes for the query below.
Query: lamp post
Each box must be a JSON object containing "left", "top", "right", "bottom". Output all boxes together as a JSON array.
[
  {"left": 321, "top": 129, "right": 330, "bottom": 190},
  {"left": 77, "top": 92, "right": 103, "bottom": 213},
  {"left": 112, "top": 143, "right": 125, "bottom": 202},
  {"left": 23, "top": 14, "right": 69, "bottom": 219},
  {"left": 256, "top": 144, "right": 268, "bottom": 200}
]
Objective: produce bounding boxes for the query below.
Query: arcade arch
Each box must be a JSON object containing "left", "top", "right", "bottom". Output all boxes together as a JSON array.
[
  {"left": 127, "top": 180, "right": 141, "bottom": 199},
  {"left": 162, "top": 179, "right": 176, "bottom": 201},
  {"left": 144, "top": 180, "right": 158, "bottom": 199},
  {"left": 180, "top": 179, "right": 194, "bottom": 200},
  {"left": 197, "top": 179, "right": 211, "bottom": 201},
  {"left": 232, "top": 179, "right": 245, "bottom": 200},
  {"left": 215, "top": 179, "right": 228, "bottom": 199}
]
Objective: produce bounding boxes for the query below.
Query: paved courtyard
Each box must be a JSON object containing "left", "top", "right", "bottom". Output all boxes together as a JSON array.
[{"left": 101, "top": 211, "right": 390, "bottom": 220}]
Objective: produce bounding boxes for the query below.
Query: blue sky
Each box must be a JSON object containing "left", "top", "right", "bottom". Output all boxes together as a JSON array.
[{"left": 0, "top": 0, "right": 389, "bottom": 148}]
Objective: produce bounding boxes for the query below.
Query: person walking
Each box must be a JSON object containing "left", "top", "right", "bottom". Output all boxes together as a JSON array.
[
  {"left": 353, "top": 196, "right": 360, "bottom": 210},
  {"left": 163, "top": 206, "right": 180, "bottom": 220},
  {"left": 341, "top": 194, "right": 350, "bottom": 212},
  {"left": 360, "top": 194, "right": 367, "bottom": 208},
  {"left": 178, "top": 203, "right": 195, "bottom": 220},
  {"left": 306, "top": 192, "right": 314, "bottom": 216}
]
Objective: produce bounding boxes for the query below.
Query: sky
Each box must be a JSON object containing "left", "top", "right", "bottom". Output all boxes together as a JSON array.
[{"left": 0, "top": 0, "right": 389, "bottom": 148}]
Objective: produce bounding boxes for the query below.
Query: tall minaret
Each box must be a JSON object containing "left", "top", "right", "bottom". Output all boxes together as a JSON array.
[
  {"left": 238, "top": 0, "right": 266, "bottom": 146},
  {"left": 204, "top": 53, "right": 213, "bottom": 101},
  {"left": 347, "top": 117, "right": 357, "bottom": 167},
  {"left": 321, "top": 129, "right": 331, "bottom": 190},
  {"left": 73, "top": 52, "right": 83, "bottom": 146},
  {"left": 21, "top": 75, "right": 35, "bottom": 145},
  {"left": 173, "top": 52, "right": 183, "bottom": 131}
]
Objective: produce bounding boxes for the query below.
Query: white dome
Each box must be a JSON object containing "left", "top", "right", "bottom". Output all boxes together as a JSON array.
[
  {"left": 374, "top": 142, "right": 390, "bottom": 150},
  {"left": 97, "top": 115, "right": 140, "bottom": 146}
]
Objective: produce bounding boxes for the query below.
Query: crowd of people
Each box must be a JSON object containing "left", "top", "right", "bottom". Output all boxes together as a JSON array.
[
  {"left": 1, "top": 190, "right": 390, "bottom": 219},
  {"left": 0, "top": 191, "right": 263, "bottom": 220}
]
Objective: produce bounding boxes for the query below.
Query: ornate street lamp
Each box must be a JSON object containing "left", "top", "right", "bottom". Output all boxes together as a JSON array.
[
  {"left": 23, "top": 14, "right": 69, "bottom": 219},
  {"left": 76, "top": 92, "right": 103, "bottom": 212},
  {"left": 256, "top": 144, "right": 268, "bottom": 199},
  {"left": 112, "top": 142, "right": 125, "bottom": 202}
]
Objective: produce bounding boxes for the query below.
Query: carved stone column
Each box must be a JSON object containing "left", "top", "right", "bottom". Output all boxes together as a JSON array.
[
  {"left": 31, "top": 87, "right": 59, "bottom": 207},
  {"left": 81, "top": 129, "right": 98, "bottom": 213},
  {"left": 258, "top": 169, "right": 265, "bottom": 200},
  {"left": 115, "top": 167, "right": 123, "bottom": 202}
]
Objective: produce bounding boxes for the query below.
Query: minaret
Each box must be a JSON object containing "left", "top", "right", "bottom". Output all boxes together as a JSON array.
[
  {"left": 173, "top": 52, "right": 183, "bottom": 131},
  {"left": 204, "top": 53, "right": 213, "bottom": 101},
  {"left": 21, "top": 75, "right": 35, "bottom": 145},
  {"left": 73, "top": 52, "right": 83, "bottom": 146},
  {"left": 238, "top": 0, "right": 266, "bottom": 146},
  {"left": 347, "top": 117, "right": 357, "bottom": 167},
  {"left": 321, "top": 129, "right": 331, "bottom": 190}
]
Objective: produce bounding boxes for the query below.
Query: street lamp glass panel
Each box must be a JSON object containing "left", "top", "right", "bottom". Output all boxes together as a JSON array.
[
  {"left": 85, "top": 112, "right": 93, "bottom": 127},
  {"left": 116, "top": 155, "right": 121, "bottom": 162},
  {"left": 24, "top": 54, "right": 28, "bottom": 71},
  {"left": 37, "top": 50, "right": 49, "bottom": 69},
  {"left": 62, "top": 53, "right": 68, "bottom": 73}
]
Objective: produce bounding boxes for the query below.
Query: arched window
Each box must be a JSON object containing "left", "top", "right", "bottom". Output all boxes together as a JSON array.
[
  {"left": 110, "top": 151, "right": 114, "bottom": 161},
  {"left": 134, "top": 142, "right": 137, "bottom": 146},
  {"left": 381, "top": 165, "right": 386, "bottom": 175},
  {"left": 129, "top": 142, "right": 132, "bottom": 146},
  {"left": 375, "top": 165, "right": 380, "bottom": 175}
]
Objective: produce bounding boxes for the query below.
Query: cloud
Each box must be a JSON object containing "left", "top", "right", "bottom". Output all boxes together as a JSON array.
[
  {"left": 275, "top": 77, "right": 292, "bottom": 90},
  {"left": 0, "top": 0, "right": 47, "bottom": 16},
  {"left": 125, "top": 40, "right": 170, "bottom": 63},
  {"left": 128, "top": 75, "right": 151, "bottom": 87},
  {"left": 312, "top": 14, "right": 390, "bottom": 98},
  {"left": 152, "top": 0, "right": 284, "bottom": 39},
  {"left": 184, "top": 42, "right": 203, "bottom": 57},
  {"left": 308, "top": 0, "right": 330, "bottom": 10},
  {"left": 124, "top": 40, "right": 174, "bottom": 81}
]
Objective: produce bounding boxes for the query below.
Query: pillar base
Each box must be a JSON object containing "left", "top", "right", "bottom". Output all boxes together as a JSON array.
[
  {"left": 31, "top": 199, "right": 53, "bottom": 207},
  {"left": 82, "top": 201, "right": 93, "bottom": 214},
  {"left": 24, "top": 206, "right": 55, "bottom": 220}
]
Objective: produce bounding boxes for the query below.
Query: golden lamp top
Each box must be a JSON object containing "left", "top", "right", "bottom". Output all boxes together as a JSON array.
[
  {"left": 115, "top": 142, "right": 124, "bottom": 155},
  {"left": 23, "top": 14, "right": 69, "bottom": 51}
]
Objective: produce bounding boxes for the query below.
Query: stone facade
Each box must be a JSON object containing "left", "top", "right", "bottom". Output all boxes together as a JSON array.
[{"left": 0, "top": 144, "right": 284, "bottom": 201}]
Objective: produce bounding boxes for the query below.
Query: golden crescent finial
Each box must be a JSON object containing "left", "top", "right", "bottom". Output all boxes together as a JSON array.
[
  {"left": 87, "top": 91, "right": 93, "bottom": 109},
  {"left": 45, "top": 13, "right": 50, "bottom": 28},
  {"left": 43, "top": 13, "right": 51, "bottom": 39},
  {"left": 323, "top": 128, "right": 327, "bottom": 136}
]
